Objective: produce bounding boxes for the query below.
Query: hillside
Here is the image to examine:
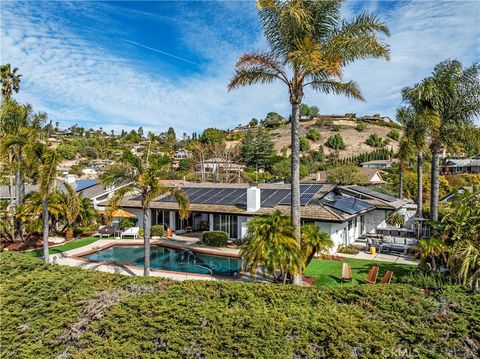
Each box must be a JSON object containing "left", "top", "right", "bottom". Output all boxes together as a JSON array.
[
  {"left": 1, "top": 252, "right": 478, "bottom": 358},
  {"left": 228, "top": 119, "right": 402, "bottom": 159}
]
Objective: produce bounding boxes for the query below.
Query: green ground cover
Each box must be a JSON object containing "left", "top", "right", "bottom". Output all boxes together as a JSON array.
[
  {"left": 23, "top": 237, "right": 101, "bottom": 257},
  {"left": 305, "top": 258, "right": 416, "bottom": 287},
  {"left": 1, "top": 252, "right": 478, "bottom": 358}
]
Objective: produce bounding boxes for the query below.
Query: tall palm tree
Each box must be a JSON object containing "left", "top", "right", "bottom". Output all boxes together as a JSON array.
[
  {"left": 38, "top": 149, "right": 61, "bottom": 262},
  {"left": 228, "top": 0, "right": 390, "bottom": 284},
  {"left": 397, "top": 106, "right": 436, "bottom": 221},
  {"left": 240, "top": 210, "right": 303, "bottom": 283},
  {"left": 397, "top": 135, "right": 413, "bottom": 200},
  {"left": 101, "top": 152, "right": 190, "bottom": 276},
  {"left": 401, "top": 60, "right": 480, "bottom": 221},
  {"left": 1, "top": 64, "right": 22, "bottom": 99}
]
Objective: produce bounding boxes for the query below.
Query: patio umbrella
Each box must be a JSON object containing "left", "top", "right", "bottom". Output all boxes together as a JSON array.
[{"left": 111, "top": 209, "right": 136, "bottom": 218}]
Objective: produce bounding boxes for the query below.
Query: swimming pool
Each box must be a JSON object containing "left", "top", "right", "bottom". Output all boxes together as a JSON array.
[{"left": 82, "top": 245, "right": 242, "bottom": 277}]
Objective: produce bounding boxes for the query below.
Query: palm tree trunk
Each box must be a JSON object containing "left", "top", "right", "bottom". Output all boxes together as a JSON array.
[
  {"left": 143, "top": 205, "right": 151, "bottom": 276},
  {"left": 417, "top": 152, "right": 423, "bottom": 218},
  {"left": 398, "top": 168, "right": 403, "bottom": 199},
  {"left": 8, "top": 150, "right": 15, "bottom": 241},
  {"left": 291, "top": 102, "right": 302, "bottom": 286},
  {"left": 42, "top": 199, "right": 49, "bottom": 263},
  {"left": 430, "top": 150, "right": 440, "bottom": 221}
]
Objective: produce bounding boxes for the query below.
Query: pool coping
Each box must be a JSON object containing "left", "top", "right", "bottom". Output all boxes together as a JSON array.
[{"left": 68, "top": 240, "right": 243, "bottom": 280}]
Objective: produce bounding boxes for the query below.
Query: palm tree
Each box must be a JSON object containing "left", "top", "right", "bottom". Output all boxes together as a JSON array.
[
  {"left": 415, "top": 237, "right": 448, "bottom": 272},
  {"left": 401, "top": 60, "right": 480, "bottom": 221},
  {"left": 397, "top": 107, "right": 436, "bottom": 221},
  {"left": 38, "top": 149, "right": 61, "bottom": 262},
  {"left": 240, "top": 210, "right": 303, "bottom": 283},
  {"left": 396, "top": 135, "right": 413, "bottom": 200},
  {"left": 301, "top": 223, "right": 333, "bottom": 268},
  {"left": 1, "top": 64, "right": 22, "bottom": 99},
  {"left": 101, "top": 151, "right": 190, "bottom": 276},
  {"left": 228, "top": 0, "right": 390, "bottom": 284}
]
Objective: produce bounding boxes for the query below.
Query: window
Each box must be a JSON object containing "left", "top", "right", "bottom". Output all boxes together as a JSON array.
[{"left": 213, "top": 214, "right": 238, "bottom": 239}]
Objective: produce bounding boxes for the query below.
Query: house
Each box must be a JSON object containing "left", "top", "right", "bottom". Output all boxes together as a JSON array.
[
  {"left": 302, "top": 168, "right": 387, "bottom": 185},
  {"left": 358, "top": 115, "right": 393, "bottom": 122},
  {"left": 118, "top": 183, "right": 406, "bottom": 251},
  {"left": 443, "top": 157, "right": 480, "bottom": 174},
  {"left": 360, "top": 159, "right": 397, "bottom": 169},
  {"left": 440, "top": 187, "right": 475, "bottom": 203},
  {"left": 171, "top": 149, "right": 192, "bottom": 170},
  {"left": 81, "top": 168, "right": 99, "bottom": 178},
  {"left": 195, "top": 158, "right": 245, "bottom": 174}
]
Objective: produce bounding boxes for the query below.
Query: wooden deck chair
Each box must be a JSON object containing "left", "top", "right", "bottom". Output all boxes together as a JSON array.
[
  {"left": 341, "top": 263, "right": 353, "bottom": 283},
  {"left": 380, "top": 271, "right": 393, "bottom": 284},
  {"left": 365, "top": 266, "right": 379, "bottom": 284}
]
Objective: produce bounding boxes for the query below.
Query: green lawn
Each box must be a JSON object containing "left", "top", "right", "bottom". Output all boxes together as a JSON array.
[
  {"left": 24, "top": 237, "right": 101, "bottom": 257},
  {"left": 306, "top": 257, "right": 417, "bottom": 287}
]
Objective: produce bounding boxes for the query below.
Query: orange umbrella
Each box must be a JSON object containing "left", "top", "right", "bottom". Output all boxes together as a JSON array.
[{"left": 111, "top": 209, "right": 136, "bottom": 218}]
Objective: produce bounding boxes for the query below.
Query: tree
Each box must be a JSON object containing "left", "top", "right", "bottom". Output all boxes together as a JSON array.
[
  {"left": 240, "top": 211, "right": 303, "bottom": 283},
  {"left": 301, "top": 223, "right": 333, "bottom": 267},
  {"left": 201, "top": 128, "right": 225, "bottom": 145},
  {"left": 402, "top": 60, "right": 480, "bottom": 221},
  {"left": 365, "top": 133, "right": 386, "bottom": 148},
  {"left": 397, "top": 135, "right": 414, "bottom": 199},
  {"left": 387, "top": 129, "right": 400, "bottom": 141},
  {"left": 299, "top": 136, "right": 310, "bottom": 152},
  {"left": 1, "top": 64, "right": 21, "bottom": 99},
  {"left": 38, "top": 149, "right": 61, "bottom": 262},
  {"left": 249, "top": 118, "right": 258, "bottom": 127},
  {"left": 261, "top": 112, "right": 286, "bottom": 128},
  {"left": 240, "top": 129, "right": 274, "bottom": 169},
  {"left": 228, "top": 0, "right": 389, "bottom": 285},
  {"left": 101, "top": 150, "right": 190, "bottom": 276},
  {"left": 326, "top": 164, "right": 361, "bottom": 185}
]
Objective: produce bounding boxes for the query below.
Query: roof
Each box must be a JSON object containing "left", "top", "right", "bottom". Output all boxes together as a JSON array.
[
  {"left": 360, "top": 159, "right": 398, "bottom": 165},
  {"left": 1, "top": 179, "right": 100, "bottom": 200},
  {"left": 337, "top": 185, "right": 406, "bottom": 210},
  {"left": 445, "top": 158, "right": 480, "bottom": 167},
  {"left": 119, "top": 182, "right": 403, "bottom": 223},
  {"left": 302, "top": 168, "right": 386, "bottom": 184}
]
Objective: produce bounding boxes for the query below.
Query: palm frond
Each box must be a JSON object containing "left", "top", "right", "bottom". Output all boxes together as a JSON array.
[
  {"left": 228, "top": 68, "right": 282, "bottom": 91},
  {"left": 306, "top": 76, "right": 364, "bottom": 101}
]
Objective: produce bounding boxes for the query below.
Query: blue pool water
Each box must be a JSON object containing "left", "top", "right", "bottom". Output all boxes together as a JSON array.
[{"left": 83, "top": 245, "right": 242, "bottom": 277}]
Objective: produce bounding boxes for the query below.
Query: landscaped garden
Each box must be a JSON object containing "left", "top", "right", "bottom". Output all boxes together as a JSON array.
[
  {"left": 23, "top": 237, "right": 101, "bottom": 258},
  {"left": 1, "top": 252, "right": 478, "bottom": 358}
]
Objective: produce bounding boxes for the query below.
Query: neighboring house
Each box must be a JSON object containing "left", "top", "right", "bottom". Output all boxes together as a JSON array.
[
  {"left": 131, "top": 145, "right": 145, "bottom": 157},
  {"left": 171, "top": 149, "right": 192, "bottom": 170},
  {"left": 360, "top": 159, "right": 397, "bottom": 169},
  {"left": 195, "top": 158, "right": 246, "bottom": 174},
  {"left": 443, "top": 157, "right": 480, "bottom": 174},
  {"left": 119, "top": 183, "right": 406, "bottom": 250},
  {"left": 302, "top": 168, "right": 387, "bottom": 185},
  {"left": 233, "top": 123, "right": 251, "bottom": 132},
  {"left": 440, "top": 187, "right": 475, "bottom": 203},
  {"left": 81, "top": 168, "right": 99, "bottom": 178},
  {"left": 358, "top": 115, "right": 393, "bottom": 122}
]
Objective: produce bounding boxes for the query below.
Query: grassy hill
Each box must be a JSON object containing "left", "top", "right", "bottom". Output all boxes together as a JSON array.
[
  {"left": 1, "top": 252, "right": 478, "bottom": 358},
  {"left": 228, "top": 119, "right": 402, "bottom": 159}
]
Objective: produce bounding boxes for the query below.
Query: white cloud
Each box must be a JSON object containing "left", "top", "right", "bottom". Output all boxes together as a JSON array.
[{"left": 1, "top": 0, "right": 478, "bottom": 135}]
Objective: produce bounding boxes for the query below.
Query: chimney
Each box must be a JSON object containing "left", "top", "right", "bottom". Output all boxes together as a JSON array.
[
  {"left": 65, "top": 174, "right": 76, "bottom": 184},
  {"left": 247, "top": 186, "right": 261, "bottom": 212}
]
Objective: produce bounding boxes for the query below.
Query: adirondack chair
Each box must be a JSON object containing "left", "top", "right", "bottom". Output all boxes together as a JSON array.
[
  {"left": 365, "top": 266, "right": 379, "bottom": 284},
  {"left": 380, "top": 271, "right": 393, "bottom": 284},
  {"left": 341, "top": 263, "right": 353, "bottom": 283}
]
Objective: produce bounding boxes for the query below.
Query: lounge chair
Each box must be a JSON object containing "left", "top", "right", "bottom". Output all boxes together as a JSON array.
[
  {"left": 92, "top": 225, "right": 115, "bottom": 238},
  {"left": 380, "top": 271, "right": 393, "bottom": 284},
  {"left": 365, "top": 266, "right": 379, "bottom": 284},
  {"left": 121, "top": 227, "right": 140, "bottom": 239},
  {"left": 341, "top": 263, "right": 353, "bottom": 283}
]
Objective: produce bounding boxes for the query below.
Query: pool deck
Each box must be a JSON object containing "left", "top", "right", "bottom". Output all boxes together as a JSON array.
[{"left": 49, "top": 238, "right": 241, "bottom": 281}]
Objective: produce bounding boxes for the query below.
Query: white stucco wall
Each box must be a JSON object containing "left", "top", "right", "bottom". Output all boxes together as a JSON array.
[
  {"left": 364, "top": 209, "right": 387, "bottom": 233},
  {"left": 126, "top": 208, "right": 144, "bottom": 227},
  {"left": 238, "top": 216, "right": 249, "bottom": 239}
]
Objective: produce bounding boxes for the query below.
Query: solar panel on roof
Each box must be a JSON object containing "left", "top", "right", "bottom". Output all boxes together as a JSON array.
[
  {"left": 278, "top": 184, "right": 324, "bottom": 206},
  {"left": 203, "top": 188, "right": 235, "bottom": 204},
  {"left": 324, "top": 197, "right": 373, "bottom": 215},
  {"left": 217, "top": 189, "right": 246, "bottom": 205},
  {"left": 261, "top": 189, "right": 290, "bottom": 207},
  {"left": 350, "top": 185, "right": 398, "bottom": 202}
]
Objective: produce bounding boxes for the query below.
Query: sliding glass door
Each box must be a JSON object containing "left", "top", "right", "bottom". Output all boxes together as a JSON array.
[{"left": 212, "top": 214, "right": 238, "bottom": 238}]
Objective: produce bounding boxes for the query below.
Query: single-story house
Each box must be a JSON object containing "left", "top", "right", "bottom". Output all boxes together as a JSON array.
[
  {"left": 443, "top": 158, "right": 480, "bottom": 174},
  {"left": 360, "top": 159, "right": 398, "bottom": 169},
  {"left": 302, "top": 168, "right": 387, "bottom": 185},
  {"left": 119, "top": 183, "right": 406, "bottom": 251},
  {"left": 440, "top": 187, "right": 475, "bottom": 203},
  {"left": 195, "top": 158, "right": 245, "bottom": 174}
]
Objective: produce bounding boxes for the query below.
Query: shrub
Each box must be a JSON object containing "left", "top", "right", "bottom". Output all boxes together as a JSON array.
[
  {"left": 299, "top": 136, "right": 311, "bottom": 152},
  {"left": 151, "top": 225, "right": 164, "bottom": 237},
  {"left": 306, "top": 128, "right": 321, "bottom": 141},
  {"left": 356, "top": 121, "right": 367, "bottom": 131},
  {"left": 336, "top": 244, "right": 362, "bottom": 254},
  {"left": 330, "top": 124, "right": 341, "bottom": 131},
  {"left": 119, "top": 218, "right": 137, "bottom": 230},
  {"left": 386, "top": 211, "right": 405, "bottom": 226},
  {"left": 398, "top": 270, "right": 453, "bottom": 290},
  {"left": 387, "top": 129, "right": 400, "bottom": 140},
  {"left": 201, "top": 231, "right": 229, "bottom": 246},
  {"left": 365, "top": 133, "right": 386, "bottom": 148},
  {"left": 316, "top": 118, "right": 333, "bottom": 127},
  {"left": 326, "top": 134, "right": 346, "bottom": 150}
]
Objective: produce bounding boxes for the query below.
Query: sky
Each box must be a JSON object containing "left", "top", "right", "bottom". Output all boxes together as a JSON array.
[{"left": 1, "top": 0, "right": 479, "bottom": 135}]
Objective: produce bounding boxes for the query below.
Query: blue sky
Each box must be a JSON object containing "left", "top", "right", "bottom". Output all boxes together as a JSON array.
[{"left": 1, "top": 1, "right": 479, "bottom": 135}]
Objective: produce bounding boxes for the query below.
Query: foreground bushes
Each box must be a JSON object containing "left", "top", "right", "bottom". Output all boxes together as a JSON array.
[
  {"left": 1, "top": 252, "right": 479, "bottom": 358},
  {"left": 201, "top": 230, "right": 229, "bottom": 246}
]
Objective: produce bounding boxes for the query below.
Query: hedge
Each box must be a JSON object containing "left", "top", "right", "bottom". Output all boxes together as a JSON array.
[
  {"left": 151, "top": 225, "right": 164, "bottom": 237},
  {"left": 1, "top": 252, "right": 479, "bottom": 358},
  {"left": 201, "top": 230, "right": 229, "bottom": 246}
]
